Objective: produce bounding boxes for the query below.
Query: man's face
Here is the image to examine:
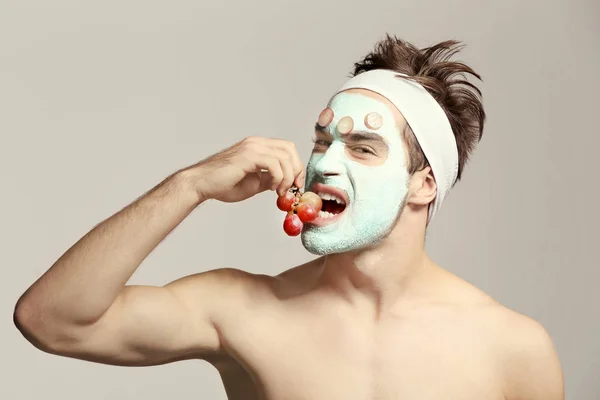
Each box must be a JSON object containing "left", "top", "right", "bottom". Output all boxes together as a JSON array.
[{"left": 301, "top": 89, "right": 411, "bottom": 255}]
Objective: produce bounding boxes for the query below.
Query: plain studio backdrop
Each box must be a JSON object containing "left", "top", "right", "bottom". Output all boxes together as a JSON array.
[{"left": 1, "top": 0, "right": 598, "bottom": 399}]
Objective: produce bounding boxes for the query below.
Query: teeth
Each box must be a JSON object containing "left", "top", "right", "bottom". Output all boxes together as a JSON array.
[
  {"left": 318, "top": 210, "right": 335, "bottom": 219},
  {"left": 317, "top": 191, "right": 346, "bottom": 205}
]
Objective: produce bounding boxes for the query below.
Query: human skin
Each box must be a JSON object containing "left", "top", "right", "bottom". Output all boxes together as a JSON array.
[{"left": 13, "top": 89, "right": 563, "bottom": 399}]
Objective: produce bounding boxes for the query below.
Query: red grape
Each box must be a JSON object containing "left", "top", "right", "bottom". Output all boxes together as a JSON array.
[
  {"left": 299, "top": 191, "right": 322, "bottom": 212},
  {"left": 296, "top": 203, "right": 318, "bottom": 222},
  {"left": 283, "top": 212, "right": 303, "bottom": 236},
  {"left": 276, "top": 190, "right": 296, "bottom": 212},
  {"left": 277, "top": 185, "right": 323, "bottom": 236}
]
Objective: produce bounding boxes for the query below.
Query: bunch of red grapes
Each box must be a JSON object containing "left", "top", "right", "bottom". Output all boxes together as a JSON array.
[{"left": 276, "top": 185, "right": 323, "bottom": 236}]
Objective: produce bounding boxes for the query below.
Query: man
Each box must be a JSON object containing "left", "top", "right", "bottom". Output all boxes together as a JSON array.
[{"left": 14, "top": 35, "right": 563, "bottom": 399}]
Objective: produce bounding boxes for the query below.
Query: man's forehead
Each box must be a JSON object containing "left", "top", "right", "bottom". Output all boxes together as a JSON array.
[
  {"left": 325, "top": 89, "right": 407, "bottom": 132},
  {"left": 316, "top": 90, "right": 407, "bottom": 139}
]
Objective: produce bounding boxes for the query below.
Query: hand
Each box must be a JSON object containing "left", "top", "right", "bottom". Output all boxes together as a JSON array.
[{"left": 184, "top": 136, "right": 306, "bottom": 203}]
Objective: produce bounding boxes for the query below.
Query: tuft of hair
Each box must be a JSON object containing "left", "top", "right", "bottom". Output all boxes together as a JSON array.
[{"left": 352, "top": 34, "right": 486, "bottom": 182}]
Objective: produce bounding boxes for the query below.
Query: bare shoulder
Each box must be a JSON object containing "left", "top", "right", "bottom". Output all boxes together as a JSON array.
[
  {"left": 169, "top": 267, "right": 271, "bottom": 296},
  {"left": 486, "top": 304, "right": 564, "bottom": 400},
  {"left": 166, "top": 267, "right": 277, "bottom": 321},
  {"left": 449, "top": 279, "right": 564, "bottom": 400},
  {"left": 172, "top": 260, "right": 323, "bottom": 310},
  {"left": 170, "top": 258, "right": 323, "bottom": 312},
  {"left": 271, "top": 257, "right": 325, "bottom": 297},
  {"left": 431, "top": 271, "right": 563, "bottom": 399},
  {"left": 275, "top": 257, "right": 323, "bottom": 280}
]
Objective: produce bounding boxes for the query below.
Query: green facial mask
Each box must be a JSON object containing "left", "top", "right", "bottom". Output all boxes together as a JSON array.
[{"left": 301, "top": 92, "right": 411, "bottom": 255}]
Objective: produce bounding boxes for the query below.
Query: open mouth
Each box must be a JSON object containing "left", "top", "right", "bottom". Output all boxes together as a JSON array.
[
  {"left": 318, "top": 192, "right": 347, "bottom": 218},
  {"left": 307, "top": 183, "right": 349, "bottom": 226}
]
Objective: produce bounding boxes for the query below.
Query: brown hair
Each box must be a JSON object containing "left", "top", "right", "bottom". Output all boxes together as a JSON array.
[{"left": 352, "top": 34, "right": 486, "bottom": 182}]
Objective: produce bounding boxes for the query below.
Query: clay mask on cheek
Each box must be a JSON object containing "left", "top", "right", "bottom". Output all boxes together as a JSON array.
[{"left": 301, "top": 92, "right": 411, "bottom": 255}]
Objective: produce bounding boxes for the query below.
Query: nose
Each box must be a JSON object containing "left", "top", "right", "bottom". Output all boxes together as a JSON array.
[{"left": 313, "top": 142, "right": 346, "bottom": 177}]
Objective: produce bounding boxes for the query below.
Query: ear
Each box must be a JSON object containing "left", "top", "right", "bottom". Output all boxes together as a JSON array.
[{"left": 406, "top": 166, "right": 437, "bottom": 206}]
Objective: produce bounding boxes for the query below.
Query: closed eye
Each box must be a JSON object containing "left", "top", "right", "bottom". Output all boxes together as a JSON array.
[
  {"left": 312, "top": 137, "right": 331, "bottom": 146},
  {"left": 351, "top": 146, "right": 375, "bottom": 155},
  {"left": 312, "top": 138, "right": 375, "bottom": 155}
]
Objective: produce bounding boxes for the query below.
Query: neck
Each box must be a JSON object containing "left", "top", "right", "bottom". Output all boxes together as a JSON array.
[{"left": 316, "top": 205, "right": 438, "bottom": 317}]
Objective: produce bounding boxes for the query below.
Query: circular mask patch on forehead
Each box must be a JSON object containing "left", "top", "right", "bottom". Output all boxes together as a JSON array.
[
  {"left": 317, "top": 108, "right": 334, "bottom": 127},
  {"left": 337, "top": 116, "right": 354, "bottom": 134},
  {"left": 365, "top": 112, "right": 383, "bottom": 130}
]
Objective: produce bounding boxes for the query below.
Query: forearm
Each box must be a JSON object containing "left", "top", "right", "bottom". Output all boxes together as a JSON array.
[{"left": 16, "top": 169, "right": 203, "bottom": 327}]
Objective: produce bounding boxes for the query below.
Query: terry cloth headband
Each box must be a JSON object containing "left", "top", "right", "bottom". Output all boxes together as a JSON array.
[{"left": 333, "top": 69, "right": 458, "bottom": 224}]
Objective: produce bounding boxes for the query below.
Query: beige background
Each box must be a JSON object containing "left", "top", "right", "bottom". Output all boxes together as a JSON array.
[{"left": 1, "top": 0, "right": 598, "bottom": 399}]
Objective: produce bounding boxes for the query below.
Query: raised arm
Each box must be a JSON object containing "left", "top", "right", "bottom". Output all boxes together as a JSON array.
[{"left": 13, "top": 136, "right": 304, "bottom": 366}]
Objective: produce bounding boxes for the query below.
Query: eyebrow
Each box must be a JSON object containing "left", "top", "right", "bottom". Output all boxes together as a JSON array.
[
  {"left": 314, "top": 123, "right": 388, "bottom": 148},
  {"left": 344, "top": 132, "right": 388, "bottom": 147}
]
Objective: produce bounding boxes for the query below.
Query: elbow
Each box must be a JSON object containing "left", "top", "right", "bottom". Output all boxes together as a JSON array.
[
  {"left": 13, "top": 296, "right": 35, "bottom": 337},
  {"left": 13, "top": 297, "right": 70, "bottom": 354}
]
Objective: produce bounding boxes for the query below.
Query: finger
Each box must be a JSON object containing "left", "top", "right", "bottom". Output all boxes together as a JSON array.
[
  {"left": 256, "top": 170, "right": 273, "bottom": 193},
  {"left": 268, "top": 139, "right": 305, "bottom": 189},
  {"left": 269, "top": 148, "right": 295, "bottom": 196},
  {"left": 245, "top": 137, "right": 301, "bottom": 193},
  {"left": 295, "top": 167, "right": 306, "bottom": 190},
  {"left": 257, "top": 156, "right": 284, "bottom": 194},
  {"left": 242, "top": 138, "right": 290, "bottom": 195}
]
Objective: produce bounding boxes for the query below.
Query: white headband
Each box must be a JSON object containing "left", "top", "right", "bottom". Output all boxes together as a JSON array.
[{"left": 333, "top": 69, "right": 458, "bottom": 224}]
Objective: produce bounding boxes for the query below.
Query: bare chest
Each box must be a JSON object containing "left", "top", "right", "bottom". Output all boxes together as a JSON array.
[{"left": 218, "top": 307, "right": 505, "bottom": 400}]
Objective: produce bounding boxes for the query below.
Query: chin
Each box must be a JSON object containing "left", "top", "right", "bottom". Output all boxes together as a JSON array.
[
  {"left": 301, "top": 229, "right": 376, "bottom": 256},
  {"left": 300, "top": 231, "right": 329, "bottom": 255},
  {"left": 300, "top": 230, "right": 340, "bottom": 255}
]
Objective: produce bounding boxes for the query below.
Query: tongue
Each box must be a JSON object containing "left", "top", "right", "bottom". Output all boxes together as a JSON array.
[{"left": 322, "top": 200, "right": 345, "bottom": 215}]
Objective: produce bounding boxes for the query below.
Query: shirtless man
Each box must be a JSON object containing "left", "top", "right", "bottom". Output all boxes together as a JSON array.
[{"left": 14, "top": 36, "right": 564, "bottom": 399}]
